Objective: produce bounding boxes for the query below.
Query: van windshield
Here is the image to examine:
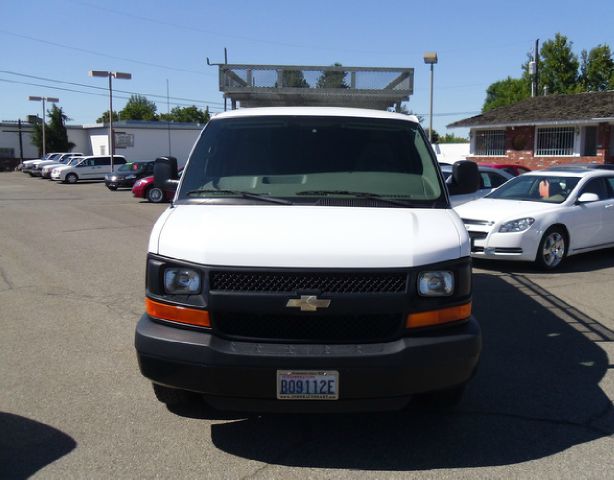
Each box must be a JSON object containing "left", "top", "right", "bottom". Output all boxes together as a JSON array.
[{"left": 177, "top": 116, "right": 444, "bottom": 206}]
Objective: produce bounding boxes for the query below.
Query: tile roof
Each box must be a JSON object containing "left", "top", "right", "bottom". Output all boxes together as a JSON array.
[{"left": 448, "top": 90, "right": 614, "bottom": 128}]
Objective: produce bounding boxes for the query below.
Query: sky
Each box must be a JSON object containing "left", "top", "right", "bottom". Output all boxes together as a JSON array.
[{"left": 2, "top": 0, "right": 613, "bottom": 137}]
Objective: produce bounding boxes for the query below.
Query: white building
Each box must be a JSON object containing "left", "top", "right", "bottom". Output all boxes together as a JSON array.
[{"left": 0, "top": 120, "right": 204, "bottom": 168}]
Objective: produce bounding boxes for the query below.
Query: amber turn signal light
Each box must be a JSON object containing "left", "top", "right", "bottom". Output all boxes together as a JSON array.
[
  {"left": 406, "top": 302, "right": 471, "bottom": 329},
  {"left": 145, "top": 298, "right": 210, "bottom": 328}
]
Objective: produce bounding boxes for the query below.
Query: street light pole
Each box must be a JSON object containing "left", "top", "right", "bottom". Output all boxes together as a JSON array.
[
  {"left": 89, "top": 70, "right": 132, "bottom": 171},
  {"left": 423, "top": 52, "right": 438, "bottom": 144},
  {"left": 28, "top": 96, "right": 60, "bottom": 158}
]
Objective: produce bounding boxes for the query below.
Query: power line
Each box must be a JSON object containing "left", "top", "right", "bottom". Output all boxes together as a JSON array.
[
  {"left": 1, "top": 70, "right": 225, "bottom": 106},
  {"left": 0, "top": 29, "right": 214, "bottom": 77}
]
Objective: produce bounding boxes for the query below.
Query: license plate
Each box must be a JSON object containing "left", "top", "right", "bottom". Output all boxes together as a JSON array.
[{"left": 276, "top": 370, "right": 339, "bottom": 400}]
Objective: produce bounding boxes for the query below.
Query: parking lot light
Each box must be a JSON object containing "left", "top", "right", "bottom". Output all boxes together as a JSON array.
[
  {"left": 28, "top": 95, "right": 60, "bottom": 158},
  {"left": 88, "top": 70, "right": 132, "bottom": 171},
  {"left": 423, "top": 52, "right": 438, "bottom": 143}
]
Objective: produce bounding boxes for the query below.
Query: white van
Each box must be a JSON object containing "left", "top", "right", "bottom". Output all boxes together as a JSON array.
[
  {"left": 51, "top": 155, "right": 126, "bottom": 183},
  {"left": 135, "top": 107, "right": 482, "bottom": 413}
]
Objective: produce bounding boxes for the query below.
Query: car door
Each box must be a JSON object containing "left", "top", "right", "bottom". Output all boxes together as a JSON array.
[
  {"left": 77, "top": 158, "right": 95, "bottom": 179},
  {"left": 603, "top": 176, "right": 614, "bottom": 243},
  {"left": 93, "top": 157, "right": 111, "bottom": 179},
  {"left": 570, "top": 177, "right": 610, "bottom": 250}
]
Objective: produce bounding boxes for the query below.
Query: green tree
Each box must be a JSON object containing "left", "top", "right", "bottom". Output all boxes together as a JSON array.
[
  {"left": 316, "top": 63, "right": 349, "bottom": 89},
  {"left": 96, "top": 110, "right": 119, "bottom": 123},
  {"left": 279, "top": 69, "right": 309, "bottom": 88},
  {"left": 539, "top": 33, "right": 579, "bottom": 94},
  {"left": 482, "top": 76, "right": 530, "bottom": 112},
  {"left": 424, "top": 128, "right": 440, "bottom": 143},
  {"left": 119, "top": 94, "right": 158, "bottom": 121},
  {"left": 579, "top": 44, "right": 614, "bottom": 91},
  {"left": 439, "top": 133, "right": 469, "bottom": 143},
  {"left": 159, "top": 105, "right": 210, "bottom": 123},
  {"left": 31, "top": 105, "right": 75, "bottom": 155}
]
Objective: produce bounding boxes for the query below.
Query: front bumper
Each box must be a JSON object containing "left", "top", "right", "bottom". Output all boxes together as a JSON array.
[
  {"left": 105, "top": 178, "right": 136, "bottom": 189},
  {"left": 135, "top": 314, "right": 481, "bottom": 412},
  {"left": 467, "top": 226, "right": 540, "bottom": 262}
]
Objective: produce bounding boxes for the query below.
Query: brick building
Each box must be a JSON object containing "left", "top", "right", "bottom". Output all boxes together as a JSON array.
[{"left": 448, "top": 91, "right": 614, "bottom": 169}]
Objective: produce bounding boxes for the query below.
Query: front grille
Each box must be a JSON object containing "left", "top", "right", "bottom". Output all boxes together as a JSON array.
[
  {"left": 210, "top": 271, "right": 407, "bottom": 294},
  {"left": 212, "top": 312, "right": 404, "bottom": 343},
  {"left": 468, "top": 231, "right": 487, "bottom": 241}
]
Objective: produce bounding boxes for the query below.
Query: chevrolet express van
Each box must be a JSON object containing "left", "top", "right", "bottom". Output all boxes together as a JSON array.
[
  {"left": 51, "top": 155, "right": 127, "bottom": 183},
  {"left": 135, "top": 107, "right": 482, "bottom": 413}
]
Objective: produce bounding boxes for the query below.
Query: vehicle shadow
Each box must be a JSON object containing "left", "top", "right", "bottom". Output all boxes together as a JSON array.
[
  {"left": 0, "top": 412, "right": 77, "bottom": 479},
  {"left": 203, "top": 273, "right": 613, "bottom": 471},
  {"left": 473, "top": 247, "right": 614, "bottom": 274}
]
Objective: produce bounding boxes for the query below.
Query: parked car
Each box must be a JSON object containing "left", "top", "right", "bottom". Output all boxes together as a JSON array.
[
  {"left": 22, "top": 153, "right": 64, "bottom": 175},
  {"left": 544, "top": 163, "right": 614, "bottom": 171},
  {"left": 41, "top": 155, "right": 84, "bottom": 178},
  {"left": 441, "top": 163, "right": 513, "bottom": 206},
  {"left": 132, "top": 170, "right": 182, "bottom": 203},
  {"left": 30, "top": 153, "right": 84, "bottom": 177},
  {"left": 105, "top": 161, "right": 154, "bottom": 190},
  {"left": 455, "top": 167, "right": 614, "bottom": 270},
  {"left": 478, "top": 163, "right": 531, "bottom": 177},
  {"left": 51, "top": 155, "right": 127, "bottom": 183}
]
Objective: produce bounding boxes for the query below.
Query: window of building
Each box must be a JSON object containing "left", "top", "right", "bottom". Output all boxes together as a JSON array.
[
  {"left": 583, "top": 126, "right": 597, "bottom": 156},
  {"left": 535, "top": 127, "right": 575, "bottom": 156},
  {"left": 474, "top": 130, "right": 505, "bottom": 156}
]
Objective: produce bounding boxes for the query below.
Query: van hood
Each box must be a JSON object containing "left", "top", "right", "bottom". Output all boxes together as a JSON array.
[{"left": 151, "top": 205, "right": 468, "bottom": 268}]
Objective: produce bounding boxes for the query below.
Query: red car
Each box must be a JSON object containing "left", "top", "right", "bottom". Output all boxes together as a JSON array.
[
  {"left": 478, "top": 163, "right": 531, "bottom": 177},
  {"left": 132, "top": 175, "right": 175, "bottom": 203}
]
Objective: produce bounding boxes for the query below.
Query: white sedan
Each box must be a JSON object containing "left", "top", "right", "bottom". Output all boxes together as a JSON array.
[{"left": 454, "top": 166, "right": 614, "bottom": 269}]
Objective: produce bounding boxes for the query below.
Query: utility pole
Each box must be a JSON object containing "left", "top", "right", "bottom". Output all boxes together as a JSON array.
[{"left": 530, "top": 39, "right": 540, "bottom": 97}]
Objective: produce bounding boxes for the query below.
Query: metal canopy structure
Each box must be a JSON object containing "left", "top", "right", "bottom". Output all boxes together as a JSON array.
[{"left": 218, "top": 64, "right": 414, "bottom": 110}]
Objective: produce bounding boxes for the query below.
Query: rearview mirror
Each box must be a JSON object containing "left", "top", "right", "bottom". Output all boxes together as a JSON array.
[
  {"left": 154, "top": 156, "right": 179, "bottom": 192},
  {"left": 446, "top": 160, "right": 480, "bottom": 195}
]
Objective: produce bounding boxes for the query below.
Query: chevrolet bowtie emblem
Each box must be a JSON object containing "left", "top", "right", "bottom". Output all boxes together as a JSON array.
[{"left": 286, "top": 295, "right": 331, "bottom": 312}]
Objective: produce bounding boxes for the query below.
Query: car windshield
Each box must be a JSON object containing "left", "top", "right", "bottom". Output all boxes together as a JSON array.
[
  {"left": 178, "top": 115, "right": 443, "bottom": 206},
  {"left": 486, "top": 174, "right": 581, "bottom": 203},
  {"left": 117, "top": 163, "right": 134, "bottom": 172}
]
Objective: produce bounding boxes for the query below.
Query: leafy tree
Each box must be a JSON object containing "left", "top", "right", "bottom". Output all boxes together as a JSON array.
[
  {"left": 482, "top": 76, "right": 530, "bottom": 112},
  {"left": 119, "top": 94, "right": 158, "bottom": 121},
  {"left": 439, "top": 133, "right": 469, "bottom": 144},
  {"left": 31, "top": 105, "right": 75, "bottom": 154},
  {"left": 279, "top": 69, "right": 309, "bottom": 88},
  {"left": 579, "top": 44, "right": 614, "bottom": 91},
  {"left": 316, "top": 63, "right": 349, "bottom": 89},
  {"left": 159, "top": 105, "right": 210, "bottom": 124},
  {"left": 424, "top": 128, "right": 440, "bottom": 143},
  {"left": 539, "top": 33, "right": 579, "bottom": 94},
  {"left": 96, "top": 110, "right": 119, "bottom": 123}
]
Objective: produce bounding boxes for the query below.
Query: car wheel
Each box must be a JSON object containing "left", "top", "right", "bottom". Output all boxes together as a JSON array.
[
  {"left": 147, "top": 186, "right": 164, "bottom": 203},
  {"left": 65, "top": 173, "right": 78, "bottom": 184},
  {"left": 152, "top": 383, "right": 198, "bottom": 406},
  {"left": 536, "top": 226, "right": 567, "bottom": 270}
]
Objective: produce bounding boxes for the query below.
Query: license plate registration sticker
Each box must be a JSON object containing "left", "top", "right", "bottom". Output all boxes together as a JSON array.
[{"left": 276, "top": 370, "right": 339, "bottom": 400}]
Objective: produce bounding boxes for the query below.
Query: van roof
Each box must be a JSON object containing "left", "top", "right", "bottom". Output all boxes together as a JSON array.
[{"left": 211, "top": 107, "right": 420, "bottom": 124}]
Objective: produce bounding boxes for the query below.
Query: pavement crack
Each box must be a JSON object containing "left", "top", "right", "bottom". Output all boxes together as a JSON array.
[{"left": 0, "top": 266, "right": 15, "bottom": 290}]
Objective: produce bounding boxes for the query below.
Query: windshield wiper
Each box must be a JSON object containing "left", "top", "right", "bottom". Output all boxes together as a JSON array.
[
  {"left": 186, "top": 189, "right": 292, "bottom": 205},
  {"left": 295, "top": 190, "right": 417, "bottom": 207}
]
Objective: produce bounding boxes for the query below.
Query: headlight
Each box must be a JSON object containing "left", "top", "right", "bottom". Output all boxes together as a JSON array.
[
  {"left": 164, "top": 268, "right": 201, "bottom": 294},
  {"left": 499, "top": 217, "right": 535, "bottom": 233},
  {"left": 418, "top": 271, "right": 454, "bottom": 297}
]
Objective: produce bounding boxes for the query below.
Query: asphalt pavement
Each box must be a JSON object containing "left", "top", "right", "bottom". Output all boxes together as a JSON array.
[{"left": 0, "top": 172, "right": 612, "bottom": 479}]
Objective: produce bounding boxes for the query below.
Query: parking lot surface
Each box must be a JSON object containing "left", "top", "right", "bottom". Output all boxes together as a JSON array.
[{"left": 1, "top": 172, "right": 613, "bottom": 479}]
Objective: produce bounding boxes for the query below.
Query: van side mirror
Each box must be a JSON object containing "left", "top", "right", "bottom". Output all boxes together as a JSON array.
[
  {"left": 446, "top": 160, "right": 480, "bottom": 195},
  {"left": 154, "top": 156, "right": 179, "bottom": 192}
]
